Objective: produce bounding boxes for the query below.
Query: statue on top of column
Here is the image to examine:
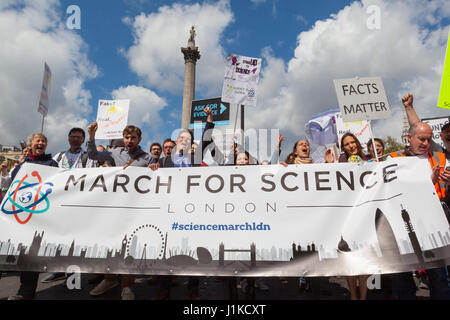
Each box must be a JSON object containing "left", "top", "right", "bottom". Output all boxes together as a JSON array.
[{"left": 189, "top": 26, "right": 196, "bottom": 42}]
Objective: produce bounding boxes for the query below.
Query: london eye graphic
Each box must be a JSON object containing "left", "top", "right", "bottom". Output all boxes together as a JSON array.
[{"left": 124, "top": 224, "right": 166, "bottom": 268}]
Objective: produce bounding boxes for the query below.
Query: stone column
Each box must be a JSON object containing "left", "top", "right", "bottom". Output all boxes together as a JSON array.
[{"left": 181, "top": 27, "right": 201, "bottom": 129}]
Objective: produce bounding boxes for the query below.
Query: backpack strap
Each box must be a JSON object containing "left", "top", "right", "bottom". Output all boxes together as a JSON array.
[
  {"left": 123, "top": 158, "right": 136, "bottom": 170},
  {"left": 81, "top": 152, "right": 89, "bottom": 168},
  {"left": 57, "top": 151, "right": 65, "bottom": 163}
]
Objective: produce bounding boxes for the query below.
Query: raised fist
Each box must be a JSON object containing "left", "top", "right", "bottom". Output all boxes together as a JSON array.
[
  {"left": 87, "top": 122, "right": 98, "bottom": 140},
  {"left": 402, "top": 93, "right": 414, "bottom": 109}
]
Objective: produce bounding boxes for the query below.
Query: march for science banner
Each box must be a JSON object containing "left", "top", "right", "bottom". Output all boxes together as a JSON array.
[{"left": 1, "top": 159, "right": 449, "bottom": 277}]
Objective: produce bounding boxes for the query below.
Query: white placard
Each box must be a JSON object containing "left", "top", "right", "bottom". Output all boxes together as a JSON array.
[
  {"left": 221, "top": 54, "right": 261, "bottom": 107},
  {"left": 37, "top": 62, "right": 51, "bottom": 117},
  {"left": 334, "top": 112, "right": 373, "bottom": 151},
  {"left": 95, "top": 99, "right": 130, "bottom": 139},
  {"left": 334, "top": 77, "right": 391, "bottom": 122},
  {"left": 422, "top": 117, "right": 450, "bottom": 149}
]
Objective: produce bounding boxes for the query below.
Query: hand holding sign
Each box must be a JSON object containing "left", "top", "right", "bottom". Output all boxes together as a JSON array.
[{"left": 204, "top": 106, "right": 213, "bottom": 123}]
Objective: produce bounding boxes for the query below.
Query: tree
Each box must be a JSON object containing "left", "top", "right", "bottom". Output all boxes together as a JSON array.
[{"left": 383, "top": 136, "right": 405, "bottom": 155}]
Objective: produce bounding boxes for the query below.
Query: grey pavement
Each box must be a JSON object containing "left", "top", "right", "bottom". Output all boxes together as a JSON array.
[{"left": 0, "top": 272, "right": 430, "bottom": 300}]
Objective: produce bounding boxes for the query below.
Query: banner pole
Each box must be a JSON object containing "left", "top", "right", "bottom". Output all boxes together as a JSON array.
[
  {"left": 41, "top": 115, "right": 45, "bottom": 134},
  {"left": 233, "top": 103, "right": 239, "bottom": 133},
  {"left": 368, "top": 120, "right": 379, "bottom": 162},
  {"left": 240, "top": 104, "right": 245, "bottom": 150}
]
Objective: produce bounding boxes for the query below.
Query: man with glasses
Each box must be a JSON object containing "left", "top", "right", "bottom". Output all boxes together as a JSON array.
[
  {"left": 41, "top": 128, "right": 96, "bottom": 284},
  {"left": 159, "top": 139, "right": 176, "bottom": 167},
  {"left": 150, "top": 142, "right": 162, "bottom": 161},
  {"left": 53, "top": 127, "right": 96, "bottom": 169}
]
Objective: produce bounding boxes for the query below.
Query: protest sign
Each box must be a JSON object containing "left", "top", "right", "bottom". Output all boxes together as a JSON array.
[
  {"left": 437, "top": 31, "right": 450, "bottom": 109},
  {"left": 422, "top": 116, "right": 450, "bottom": 149},
  {"left": 305, "top": 109, "right": 339, "bottom": 146},
  {"left": 221, "top": 54, "right": 261, "bottom": 107},
  {"left": 95, "top": 99, "right": 130, "bottom": 139},
  {"left": 334, "top": 77, "right": 391, "bottom": 122},
  {"left": 37, "top": 62, "right": 51, "bottom": 117},
  {"left": 190, "top": 98, "right": 230, "bottom": 129},
  {"left": 334, "top": 112, "right": 372, "bottom": 151},
  {"left": 1, "top": 160, "right": 449, "bottom": 277}
]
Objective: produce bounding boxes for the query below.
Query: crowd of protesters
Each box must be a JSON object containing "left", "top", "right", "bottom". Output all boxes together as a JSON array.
[{"left": 1, "top": 95, "right": 450, "bottom": 300}]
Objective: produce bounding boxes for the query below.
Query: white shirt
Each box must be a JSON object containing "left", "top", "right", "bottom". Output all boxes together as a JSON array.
[{"left": 54, "top": 148, "right": 96, "bottom": 169}]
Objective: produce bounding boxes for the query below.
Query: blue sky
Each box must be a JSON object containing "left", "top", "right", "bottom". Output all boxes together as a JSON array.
[
  {"left": 0, "top": 0, "right": 449, "bottom": 161},
  {"left": 60, "top": 0, "right": 350, "bottom": 128}
]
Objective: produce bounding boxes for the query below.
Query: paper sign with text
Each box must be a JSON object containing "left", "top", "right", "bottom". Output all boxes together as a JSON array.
[
  {"left": 37, "top": 62, "right": 51, "bottom": 117},
  {"left": 438, "top": 31, "right": 450, "bottom": 110},
  {"left": 422, "top": 117, "right": 450, "bottom": 149},
  {"left": 334, "top": 77, "right": 391, "bottom": 122},
  {"left": 95, "top": 99, "right": 130, "bottom": 139},
  {"left": 221, "top": 54, "right": 261, "bottom": 107}
]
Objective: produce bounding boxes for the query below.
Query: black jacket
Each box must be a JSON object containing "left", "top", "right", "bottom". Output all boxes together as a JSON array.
[{"left": 11, "top": 154, "right": 59, "bottom": 181}]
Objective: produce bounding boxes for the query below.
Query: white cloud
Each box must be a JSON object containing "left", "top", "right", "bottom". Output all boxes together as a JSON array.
[
  {"left": 248, "top": 0, "right": 450, "bottom": 159},
  {"left": 124, "top": 0, "right": 234, "bottom": 96},
  {"left": 0, "top": 0, "right": 98, "bottom": 154},
  {"left": 111, "top": 85, "right": 167, "bottom": 128},
  {"left": 111, "top": 85, "right": 168, "bottom": 151}
]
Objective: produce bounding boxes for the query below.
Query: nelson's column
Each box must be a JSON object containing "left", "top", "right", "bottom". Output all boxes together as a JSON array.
[{"left": 181, "top": 26, "right": 201, "bottom": 129}]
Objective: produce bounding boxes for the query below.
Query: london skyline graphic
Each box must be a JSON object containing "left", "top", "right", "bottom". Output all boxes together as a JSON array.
[{"left": 0, "top": 205, "right": 449, "bottom": 276}]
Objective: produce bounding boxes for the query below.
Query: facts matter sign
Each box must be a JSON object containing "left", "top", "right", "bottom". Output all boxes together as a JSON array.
[{"left": 334, "top": 77, "right": 391, "bottom": 122}]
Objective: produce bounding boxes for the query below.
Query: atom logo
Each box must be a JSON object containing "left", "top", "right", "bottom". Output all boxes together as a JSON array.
[
  {"left": 1, "top": 171, "right": 53, "bottom": 225},
  {"left": 19, "top": 191, "right": 33, "bottom": 204}
]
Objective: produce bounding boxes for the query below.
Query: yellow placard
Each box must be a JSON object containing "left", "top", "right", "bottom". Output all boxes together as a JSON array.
[{"left": 438, "top": 31, "right": 450, "bottom": 109}]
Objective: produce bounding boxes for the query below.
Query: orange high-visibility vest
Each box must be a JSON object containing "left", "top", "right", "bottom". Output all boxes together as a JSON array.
[{"left": 389, "top": 150, "right": 447, "bottom": 199}]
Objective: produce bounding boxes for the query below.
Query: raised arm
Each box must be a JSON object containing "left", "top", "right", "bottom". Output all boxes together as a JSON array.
[
  {"left": 402, "top": 93, "right": 420, "bottom": 126},
  {"left": 86, "top": 122, "right": 114, "bottom": 163},
  {"left": 270, "top": 133, "right": 284, "bottom": 164},
  {"left": 193, "top": 107, "right": 216, "bottom": 165}
]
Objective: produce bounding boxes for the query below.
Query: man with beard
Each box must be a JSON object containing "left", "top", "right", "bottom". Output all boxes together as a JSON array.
[{"left": 86, "top": 123, "right": 156, "bottom": 300}]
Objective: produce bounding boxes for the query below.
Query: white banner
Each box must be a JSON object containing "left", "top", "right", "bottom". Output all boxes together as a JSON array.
[
  {"left": 1, "top": 159, "right": 449, "bottom": 276},
  {"left": 37, "top": 62, "right": 51, "bottom": 117},
  {"left": 95, "top": 99, "right": 130, "bottom": 139},
  {"left": 221, "top": 54, "right": 261, "bottom": 107},
  {"left": 334, "top": 77, "right": 391, "bottom": 122}
]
